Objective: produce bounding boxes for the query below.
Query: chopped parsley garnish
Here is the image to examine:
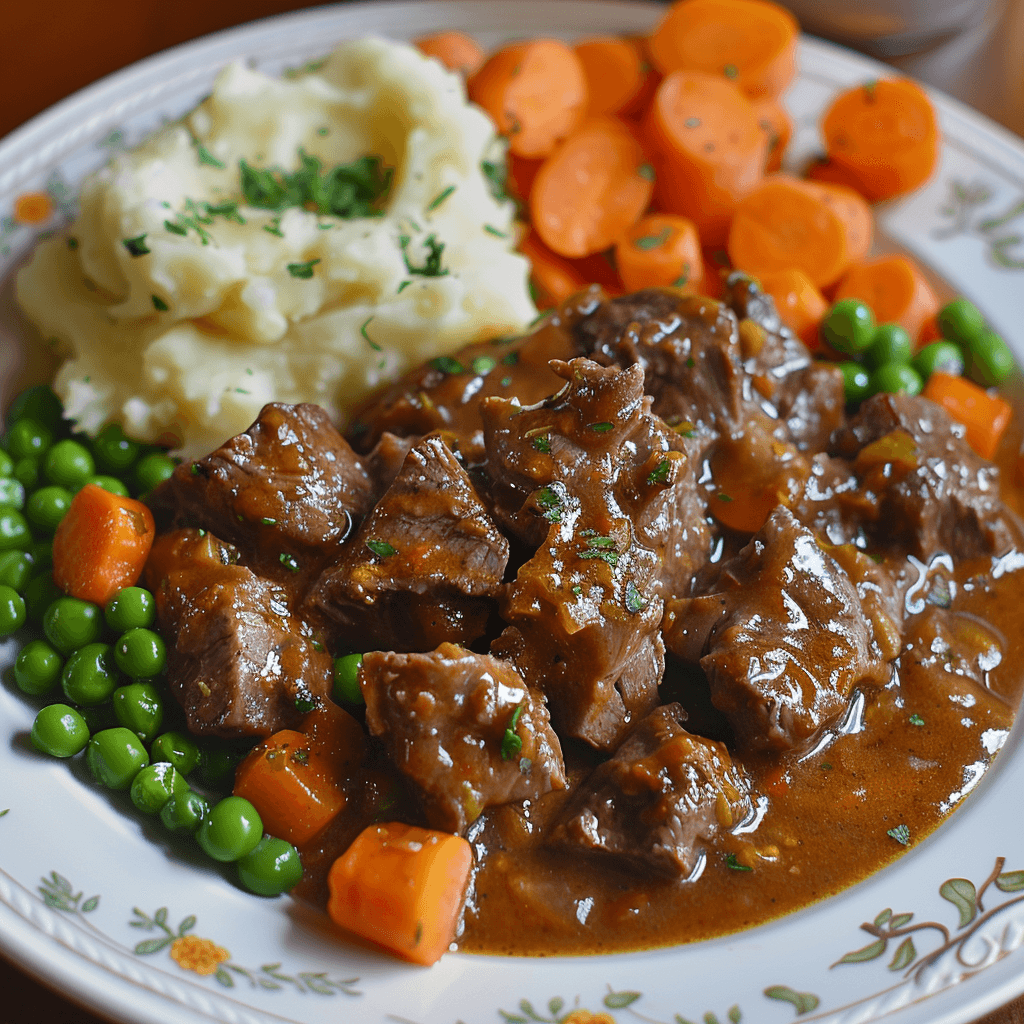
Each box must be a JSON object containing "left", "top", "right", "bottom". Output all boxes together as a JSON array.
[
  {"left": 287, "top": 258, "right": 320, "bottom": 279},
  {"left": 484, "top": 224, "right": 508, "bottom": 238},
  {"left": 887, "top": 824, "right": 911, "bottom": 846},
  {"left": 151, "top": 295, "right": 168, "bottom": 312},
  {"left": 572, "top": 585, "right": 582, "bottom": 595},
  {"left": 864, "top": 79, "right": 878, "bottom": 101},
  {"left": 263, "top": 217, "right": 284, "bottom": 237},
  {"left": 396, "top": 279, "right": 412, "bottom": 293},
  {"left": 67, "top": 237, "right": 79, "bottom": 250},
  {"left": 686, "top": 357, "right": 696, "bottom": 368},
  {"left": 291, "top": 745, "right": 311, "bottom": 761},
  {"left": 725, "top": 853, "right": 752, "bottom": 871},
  {"left": 123, "top": 234, "right": 150, "bottom": 257},
  {"left": 472, "top": 355, "right": 496, "bottom": 375},
  {"left": 673, "top": 264, "right": 691, "bottom": 288},
  {"left": 360, "top": 317, "right": 381, "bottom": 351},
  {"left": 501, "top": 351, "right": 519, "bottom": 366},
  {"left": 909, "top": 714, "right": 925, "bottom": 727},
  {"left": 205, "top": 200, "right": 245, "bottom": 224},
  {"left": 717, "top": 493, "right": 734, "bottom": 503},
  {"left": 190, "top": 463, "right": 200, "bottom": 475},
  {"left": 427, "top": 185, "right": 456, "bottom": 211},
  {"left": 279, "top": 552, "right": 301, "bottom": 573},
  {"left": 723, "top": 63, "right": 739, "bottom": 79},
  {"left": 501, "top": 705, "right": 524, "bottom": 760},
  {"left": 537, "top": 485, "right": 563, "bottom": 523},
  {"left": 430, "top": 356, "right": 465, "bottom": 375},
  {"left": 164, "top": 219, "right": 188, "bottom": 236},
  {"left": 821, "top": 762, "right": 833, "bottom": 771},
  {"left": 481, "top": 158, "right": 508, "bottom": 202},
  {"left": 625, "top": 580, "right": 647, "bottom": 613},
  {"left": 673, "top": 420, "right": 697, "bottom": 439},
  {"left": 194, "top": 141, "right": 226, "bottom": 168},
  {"left": 366, "top": 538, "right": 397, "bottom": 558},
  {"left": 529, "top": 432, "right": 551, "bottom": 454},
  {"left": 647, "top": 459, "right": 671, "bottom": 486},
  {"left": 501, "top": 376, "right": 512, "bottom": 387},
  {"left": 589, "top": 421, "right": 613, "bottom": 433},
  {"left": 401, "top": 233, "right": 449, "bottom": 277},
  {"left": 638, "top": 163, "right": 656, "bottom": 181},
  {"left": 634, "top": 227, "right": 672, "bottom": 251},
  {"left": 580, "top": 535, "right": 619, "bottom": 567},
  {"left": 260, "top": 517, "right": 277, "bottom": 526}
]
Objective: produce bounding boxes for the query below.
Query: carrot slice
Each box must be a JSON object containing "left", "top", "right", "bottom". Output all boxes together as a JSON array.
[
  {"left": 752, "top": 96, "right": 792, "bottom": 173},
  {"left": 616, "top": 213, "right": 705, "bottom": 292},
  {"left": 327, "top": 822, "right": 473, "bottom": 966},
  {"left": 530, "top": 116, "right": 653, "bottom": 258},
  {"left": 803, "top": 180, "right": 873, "bottom": 266},
  {"left": 519, "top": 231, "right": 588, "bottom": 308},
  {"left": 643, "top": 71, "right": 766, "bottom": 246},
  {"left": 757, "top": 268, "right": 829, "bottom": 349},
  {"left": 923, "top": 372, "right": 1012, "bottom": 460},
  {"left": 567, "top": 251, "right": 624, "bottom": 296},
  {"left": 468, "top": 40, "right": 588, "bottom": 158},
  {"left": 575, "top": 37, "right": 647, "bottom": 116},
  {"left": 507, "top": 153, "right": 543, "bottom": 203},
  {"left": 413, "top": 31, "right": 485, "bottom": 76},
  {"left": 648, "top": 0, "right": 799, "bottom": 99},
  {"left": 805, "top": 155, "right": 867, "bottom": 193},
  {"left": 52, "top": 483, "right": 155, "bottom": 607},
  {"left": 821, "top": 78, "right": 940, "bottom": 201},
  {"left": 833, "top": 254, "right": 940, "bottom": 343},
  {"left": 726, "top": 175, "right": 854, "bottom": 288}
]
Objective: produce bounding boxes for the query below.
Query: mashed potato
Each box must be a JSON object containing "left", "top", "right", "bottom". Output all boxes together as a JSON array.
[{"left": 17, "top": 37, "right": 535, "bottom": 456}]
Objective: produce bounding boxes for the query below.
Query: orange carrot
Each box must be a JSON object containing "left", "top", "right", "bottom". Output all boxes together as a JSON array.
[
  {"left": 575, "top": 37, "right": 647, "bottom": 117},
  {"left": 643, "top": 71, "right": 766, "bottom": 246},
  {"left": 648, "top": 0, "right": 799, "bottom": 100},
  {"left": 757, "top": 268, "right": 828, "bottom": 349},
  {"left": 833, "top": 254, "right": 940, "bottom": 344},
  {"left": 621, "top": 36, "right": 663, "bottom": 119},
  {"left": 468, "top": 40, "right": 588, "bottom": 159},
  {"left": 616, "top": 213, "right": 705, "bottom": 292},
  {"left": 805, "top": 154, "right": 867, "bottom": 193},
  {"left": 52, "top": 483, "right": 155, "bottom": 606},
  {"left": 726, "top": 175, "right": 857, "bottom": 289},
  {"left": 530, "top": 116, "right": 653, "bottom": 258},
  {"left": 923, "top": 372, "right": 1012, "bottom": 460},
  {"left": 567, "top": 251, "right": 624, "bottom": 296},
  {"left": 519, "top": 231, "right": 588, "bottom": 307},
  {"left": 702, "top": 246, "right": 731, "bottom": 298},
  {"left": 803, "top": 179, "right": 873, "bottom": 266},
  {"left": 506, "top": 153, "right": 543, "bottom": 203},
  {"left": 752, "top": 96, "right": 792, "bottom": 173},
  {"left": 821, "top": 78, "right": 940, "bottom": 201},
  {"left": 413, "top": 31, "right": 485, "bottom": 76},
  {"left": 327, "top": 822, "right": 473, "bottom": 966}
]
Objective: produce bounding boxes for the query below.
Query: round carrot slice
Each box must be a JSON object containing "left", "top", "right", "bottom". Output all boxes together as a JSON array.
[
  {"left": 530, "top": 117, "right": 654, "bottom": 258},
  {"left": 616, "top": 214, "right": 705, "bottom": 292},
  {"left": 757, "top": 268, "right": 828, "bottom": 349},
  {"left": 751, "top": 96, "right": 792, "bottom": 173},
  {"left": 519, "top": 231, "right": 589, "bottom": 308},
  {"left": 833, "top": 254, "right": 940, "bottom": 343},
  {"left": 575, "top": 37, "right": 646, "bottom": 116},
  {"left": 803, "top": 179, "right": 873, "bottom": 266},
  {"left": 414, "top": 31, "right": 485, "bottom": 76}
]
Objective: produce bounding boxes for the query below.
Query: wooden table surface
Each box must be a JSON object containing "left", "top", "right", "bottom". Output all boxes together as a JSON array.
[{"left": 2, "top": 2, "right": 1024, "bottom": 1022}]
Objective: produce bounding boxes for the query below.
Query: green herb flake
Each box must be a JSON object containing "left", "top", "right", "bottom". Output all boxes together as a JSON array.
[
  {"left": 647, "top": 459, "right": 671, "bottom": 486},
  {"left": 589, "top": 421, "right": 614, "bottom": 433},
  {"left": 501, "top": 704, "right": 524, "bottom": 761},
  {"left": 686, "top": 357, "right": 696, "bottom": 368},
  {"left": 530, "top": 433, "right": 551, "bottom": 454},
  {"left": 430, "top": 356, "right": 465, "bottom": 375},
  {"left": 366, "top": 538, "right": 397, "bottom": 558},
  {"left": 163, "top": 219, "right": 188, "bottom": 236},
  {"left": 717, "top": 492, "right": 734, "bottom": 503},
  {"left": 205, "top": 200, "right": 245, "bottom": 224},
  {"left": 427, "top": 185, "right": 456, "bottom": 211},
  {"left": 634, "top": 227, "right": 672, "bottom": 251},
  {"left": 279, "top": 552, "right": 301, "bottom": 573},
  {"left": 317, "top": 126, "right": 329, "bottom": 136},
  {"left": 501, "top": 376, "right": 512, "bottom": 387},
  {"left": 190, "top": 463, "right": 200, "bottom": 476},
  {"left": 864, "top": 79, "right": 878, "bottom": 101},
  {"left": 725, "top": 853, "right": 752, "bottom": 871},
  {"left": 481, "top": 158, "right": 508, "bottom": 202},
  {"left": 673, "top": 264, "right": 691, "bottom": 288},
  {"left": 291, "top": 745, "right": 311, "bottom": 762},
  {"left": 360, "top": 317, "right": 381, "bottom": 351},
  {"left": 537, "top": 485, "right": 563, "bottom": 523},
  {"left": 484, "top": 224, "right": 508, "bottom": 238},
  {"left": 260, "top": 517, "right": 277, "bottom": 526},
  {"left": 397, "top": 279, "right": 412, "bottom": 293},
  {"left": 0, "top": 808, "right": 8, "bottom": 818},
  {"left": 472, "top": 355, "right": 496, "bottom": 375},
  {"left": 66, "top": 237, "right": 79, "bottom": 250},
  {"left": 638, "top": 162, "right": 656, "bottom": 182},
  {"left": 625, "top": 580, "right": 647, "bottom": 613},
  {"left": 821, "top": 762, "right": 833, "bottom": 771},
  {"left": 151, "top": 294, "right": 169, "bottom": 312},
  {"left": 673, "top": 420, "right": 697, "bottom": 439},
  {"left": 287, "top": 258, "right": 320, "bottom": 279},
  {"left": 909, "top": 714, "right": 925, "bottom": 727},
  {"left": 572, "top": 585, "right": 582, "bottom": 595},
  {"left": 402, "top": 233, "right": 449, "bottom": 277},
  {"left": 194, "top": 141, "right": 226, "bottom": 168},
  {"left": 723, "top": 63, "right": 739, "bottom": 79},
  {"left": 580, "top": 535, "right": 619, "bottom": 567},
  {"left": 501, "top": 351, "right": 519, "bottom": 366},
  {"left": 123, "top": 234, "right": 150, "bottom": 257},
  {"left": 887, "top": 824, "right": 911, "bottom": 846},
  {"left": 262, "top": 217, "right": 284, "bottom": 237}
]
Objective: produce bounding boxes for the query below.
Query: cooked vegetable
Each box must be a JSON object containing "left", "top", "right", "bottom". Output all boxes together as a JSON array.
[
  {"left": 575, "top": 37, "right": 647, "bottom": 116},
  {"left": 936, "top": 297, "right": 985, "bottom": 347},
  {"left": 13, "top": 639, "right": 63, "bottom": 695},
  {"left": 413, "top": 30, "right": 485, "bottom": 76},
  {"left": 752, "top": 96, "right": 792, "bottom": 173},
  {"left": 104, "top": 585, "right": 156, "bottom": 632},
  {"left": 25, "top": 485, "right": 72, "bottom": 534},
  {"left": 87, "top": 727, "right": 150, "bottom": 790},
  {"left": 833, "top": 254, "right": 940, "bottom": 343},
  {"left": 864, "top": 323, "right": 914, "bottom": 369},
  {"left": 61, "top": 643, "right": 119, "bottom": 706},
  {"left": 616, "top": 213, "right": 705, "bottom": 292},
  {"left": 326, "top": 822, "right": 473, "bottom": 966},
  {"left": 0, "top": 549, "right": 35, "bottom": 591},
  {"left": 333, "top": 652, "right": 365, "bottom": 705},
  {"left": 803, "top": 179, "right": 873, "bottom": 267},
  {"left": 519, "top": 231, "right": 588, "bottom": 308},
  {"left": 130, "top": 762, "right": 187, "bottom": 815},
  {"left": 913, "top": 340, "right": 966, "bottom": 380},
  {"left": 237, "top": 835, "right": 304, "bottom": 896},
  {"left": 0, "top": 509, "right": 31, "bottom": 552},
  {"left": 821, "top": 298, "right": 876, "bottom": 354},
  {"left": 44, "top": 439, "right": 94, "bottom": 490},
  {"left": 112, "top": 681, "right": 165, "bottom": 743},
  {"left": 923, "top": 371, "right": 1012, "bottom": 459},
  {"left": 43, "top": 596, "right": 102, "bottom": 655},
  {"left": 113, "top": 627, "right": 166, "bottom": 679},
  {"left": 839, "top": 361, "right": 872, "bottom": 405},
  {"left": 756, "top": 268, "right": 827, "bottom": 348},
  {"left": 151, "top": 731, "right": 202, "bottom": 776},
  {"left": 0, "top": 584, "right": 25, "bottom": 636},
  {"left": 31, "top": 704, "right": 89, "bottom": 758},
  {"left": 964, "top": 328, "right": 1015, "bottom": 387},
  {"left": 197, "top": 795, "right": 264, "bottom": 862},
  {"left": 869, "top": 362, "right": 923, "bottom": 397},
  {"left": 160, "top": 791, "right": 210, "bottom": 833},
  {"left": 52, "top": 483, "right": 156, "bottom": 607}
]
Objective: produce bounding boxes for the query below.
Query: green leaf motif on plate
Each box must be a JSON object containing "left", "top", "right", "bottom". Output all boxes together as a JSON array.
[
  {"left": 888, "top": 938, "right": 917, "bottom": 971},
  {"left": 604, "top": 991, "right": 642, "bottom": 1010},
  {"left": 837, "top": 938, "right": 887, "bottom": 964},
  {"left": 763, "top": 986, "right": 820, "bottom": 1015},
  {"left": 939, "top": 878, "right": 977, "bottom": 927},
  {"left": 995, "top": 870, "right": 1024, "bottom": 892}
]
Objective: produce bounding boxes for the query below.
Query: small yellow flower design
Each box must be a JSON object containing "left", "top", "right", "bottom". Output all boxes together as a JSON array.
[
  {"left": 13, "top": 192, "right": 53, "bottom": 225},
  {"left": 169, "top": 934, "right": 231, "bottom": 976},
  {"left": 562, "top": 1012, "right": 616, "bottom": 1024}
]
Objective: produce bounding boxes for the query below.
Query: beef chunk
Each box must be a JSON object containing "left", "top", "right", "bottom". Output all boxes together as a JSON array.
[
  {"left": 663, "top": 506, "right": 894, "bottom": 753},
  {"left": 830, "top": 393, "right": 1017, "bottom": 559},
  {"left": 153, "top": 528, "right": 333, "bottom": 738},
  {"left": 771, "top": 362, "right": 847, "bottom": 453},
  {"left": 361, "top": 643, "right": 566, "bottom": 833},
  {"left": 308, "top": 435, "right": 508, "bottom": 652},
  {"left": 551, "top": 703, "right": 751, "bottom": 878},
  {"left": 483, "top": 358, "right": 711, "bottom": 749},
  {"left": 152, "top": 403, "right": 374, "bottom": 579}
]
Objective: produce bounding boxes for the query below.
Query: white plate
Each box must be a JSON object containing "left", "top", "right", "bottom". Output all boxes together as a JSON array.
[{"left": 3, "top": 4, "right": 1024, "bottom": 1024}]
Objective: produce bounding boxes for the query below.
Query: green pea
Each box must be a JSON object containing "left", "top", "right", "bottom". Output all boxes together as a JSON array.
[
  {"left": 822, "top": 299, "right": 876, "bottom": 355},
  {"left": 864, "top": 323, "right": 913, "bottom": 370},
  {"left": 937, "top": 297, "right": 985, "bottom": 347},
  {"left": 0, "top": 509, "right": 31, "bottom": 552},
  {"left": 12, "top": 458, "right": 39, "bottom": 491},
  {"left": 0, "top": 584, "right": 26, "bottom": 636},
  {"left": 134, "top": 453, "right": 176, "bottom": 495},
  {"left": 87, "top": 475, "right": 130, "bottom": 498},
  {"left": 43, "top": 596, "right": 102, "bottom": 655},
  {"left": 130, "top": 762, "right": 188, "bottom": 814},
  {"left": 87, "top": 727, "right": 150, "bottom": 789},
  {"left": 197, "top": 796, "right": 263, "bottom": 862},
  {"left": 91, "top": 423, "right": 141, "bottom": 474},
  {"left": 62, "top": 643, "right": 120, "bottom": 706},
  {"left": 966, "top": 328, "right": 1015, "bottom": 387},
  {"left": 7, "top": 385, "right": 64, "bottom": 432},
  {"left": 24, "top": 573, "right": 62, "bottom": 623},
  {"left": 870, "top": 363, "right": 923, "bottom": 397},
  {"left": 160, "top": 790, "right": 210, "bottom": 833},
  {"left": 31, "top": 704, "right": 90, "bottom": 758},
  {"left": 13, "top": 639, "right": 63, "bottom": 695},
  {"left": 151, "top": 731, "right": 201, "bottom": 776},
  {"left": 44, "top": 440, "right": 95, "bottom": 491},
  {"left": 332, "top": 652, "right": 364, "bottom": 705},
  {"left": 913, "top": 340, "right": 965, "bottom": 381},
  {"left": 4, "top": 419, "right": 53, "bottom": 462},
  {"left": 113, "top": 680, "right": 165, "bottom": 740},
  {"left": 0, "top": 549, "right": 35, "bottom": 591},
  {"left": 105, "top": 587, "right": 156, "bottom": 631},
  {"left": 25, "top": 485, "right": 72, "bottom": 534},
  {"left": 838, "top": 362, "right": 871, "bottom": 406},
  {"left": 237, "top": 835, "right": 303, "bottom": 896},
  {"left": 0, "top": 451, "right": 12, "bottom": 477},
  {"left": 114, "top": 627, "right": 166, "bottom": 678},
  {"left": 0, "top": 477, "right": 25, "bottom": 511}
]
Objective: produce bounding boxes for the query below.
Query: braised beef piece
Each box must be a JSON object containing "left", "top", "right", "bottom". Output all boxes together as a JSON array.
[
  {"left": 663, "top": 506, "right": 894, "bottom": 753},
  {"left": 344, "top": 289, "right": 602, "bottom": 463},
  {"left": 151, "top": 403, "right": 374, "bottom": 580},
  {"left": 551, "top": 703, "right": 751, "bottom": 878},
  {"left": 483, "top": 358, "right": 711, "bottom": 750},
  {"left": 830, "top": 393, "right": 1017, "bottom": 559},
  {"left": 151, "top": 528, "right": 333, "bottom": 738},
  {"left": 307, "top": 434, "right": 509, "bottom": 652},
  {"left": 360, "top": 643, "right": 566, "bottom": 834}
]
